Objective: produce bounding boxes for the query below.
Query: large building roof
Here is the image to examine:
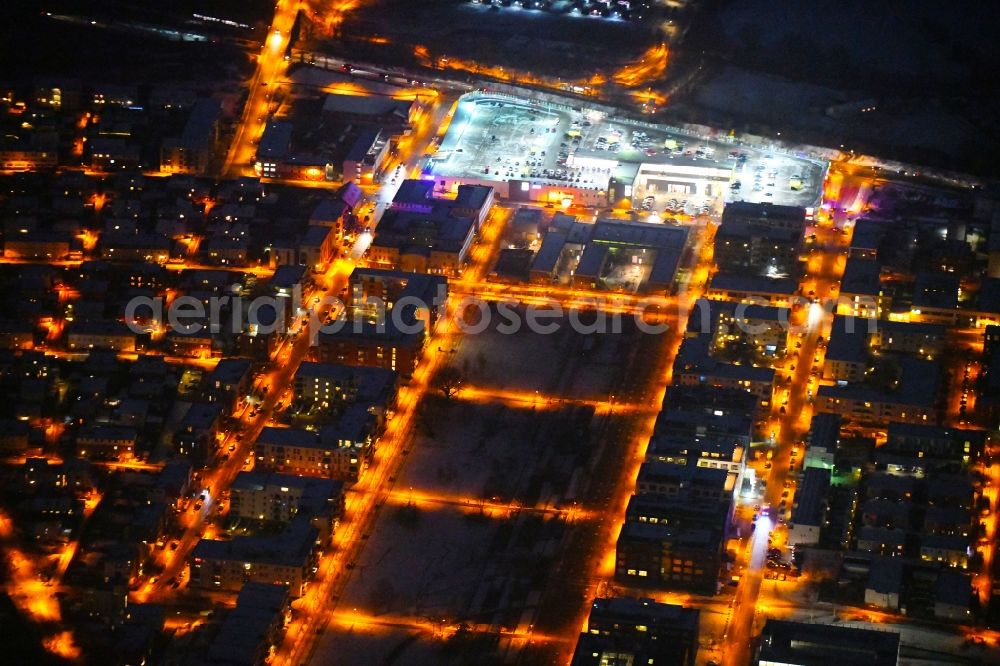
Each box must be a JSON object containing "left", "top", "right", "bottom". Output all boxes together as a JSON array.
[
  {"left": 208, "top": 358, "right": 251, "bottom": 385},
  {"left": 530, "top": 230, "right": 567, "bottom": 274},
  {"left": 912, "top": 271, "right": 960, "bottom": 310},
  {"left": 255, "top": 426, "right": 321, "bottom": 449},
  {"left": 839, "top": 257, "right": 881, "bottom": 296},
  {"left": 343, "top": 128, "right": 384, "bottom": 163},
  {"left": 192, "top": 515, "right": 317, "bottom": 567},
  {"left": 391, "top": 178, "right": 435, "bottom": 206},
  {"left": 721, "top": 201, "right": 807, "bottom": 228},
  {"left": 791, "top": 467, "right": 831, "bottom": 526},
  {"left": 826, "top": 315, "right": 870, "bottom": 364},
  {"left": 257, "top": 121, "right": 294, "bottom": 160},
  {"left": 588, "top": 596, "right": 699, "bottom": 632},
  {"left": 453, "top": 184, "right": 494, "bottom": 211},
  {"left": 294, "top": 361, "right": 396, "bottom": 403},
  {"left": 709, "top": 272, "right": 798, "bottom": 296},
  {"left": 231, "top": 471, "right": 343, "bottom": 508},
  {"left": 817, "top": 358, "right": 940, "bottom": 407},
  {"left": 171, "top": 98, "right": 221, "bottom": 151},
  {"left": 758, "top": 619, "right": 900, "bottom": 666},
  {"left": 591, "top": 218, "right": 689, "bottom": 249},
  {"left": 322, "top": 94, "right": 412, "bottom": 120},
  {"left": 850, "top": 219, "right": 885, "bottom": 253}
]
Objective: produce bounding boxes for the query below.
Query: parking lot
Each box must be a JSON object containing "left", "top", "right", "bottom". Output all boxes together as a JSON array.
[
  {"left": 434, "top": 95, "right": 612, "bottom": 191},
  {"left": 431, "top": 93, "right": 826, "bottom": 213},
  {"left": 470, "top": 0, "right": 644, "bottom": 21}
]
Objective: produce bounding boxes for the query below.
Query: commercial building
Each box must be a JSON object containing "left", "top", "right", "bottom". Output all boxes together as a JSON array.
[
  {"left": 340, "top": 128, "right": 390, "bottom": 184},
  {"left": 572, "top": 597, "right": 700, "bottom": 666},
  {"left": 755, "top": 619, "right": 900, "bottom": 666},
  {"left": 427, "top": 94, "right": 823, "bottom": 211},
  {"left": 528, "top": 217, "right": 689, "bottom": 293},
  {"left": 321, "top": 94, "right": 415, "bottom": 130},
  {"left": 368, "top": 180, "right": 493, "bottom": 275},
  {"left": 714, "top": 220, "right": 803, "bottom": 278}
]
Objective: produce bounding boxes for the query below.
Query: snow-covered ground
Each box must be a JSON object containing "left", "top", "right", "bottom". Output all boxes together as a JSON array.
[{"left": 449, "top": 308, "right": 647, "bottom": 401}]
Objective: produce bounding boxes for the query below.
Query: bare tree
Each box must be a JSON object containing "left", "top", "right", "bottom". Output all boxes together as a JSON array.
[{"left": 433, "top": 366, "right": 465, "bottom": 399}]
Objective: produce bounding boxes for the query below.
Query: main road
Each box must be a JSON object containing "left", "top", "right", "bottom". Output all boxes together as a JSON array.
[
  {"left": 721, "top": 168, "right": 863, "bottom": 666},
  {"left": 134, "top": 253, "right": 354, "bottom": 602},
  {"left": 222, "top": 0, "right": 300, "bottom": 177}
]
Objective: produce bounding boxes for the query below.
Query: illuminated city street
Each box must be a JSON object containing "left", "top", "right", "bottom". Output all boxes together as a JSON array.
[{"left": 2, "top": 2, "right": 1000, "bottom": 665}]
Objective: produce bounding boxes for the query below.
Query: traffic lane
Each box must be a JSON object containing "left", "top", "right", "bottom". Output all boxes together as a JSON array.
[{"left": 725, "top": 514, "right": 774, "bottom": 666}]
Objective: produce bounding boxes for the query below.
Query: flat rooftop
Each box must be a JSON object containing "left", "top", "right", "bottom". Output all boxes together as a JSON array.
[
  {"left": 708, "top": 272, "right": 798, "bottom": 296},
  {"left": 588, "top": 596, "right": 699, "bottom": 632},
  {"left": 759, "top": 620, "right": 900, "bottom": 665},
  {"left": 840, "top": 257, "right": 882, "bottom": 295},
  {"left": 322, "top": 94, "right": 412, "bottom": 121},
  {"left": 791, "top": 467, "right": 831, "bottom": 526}
]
